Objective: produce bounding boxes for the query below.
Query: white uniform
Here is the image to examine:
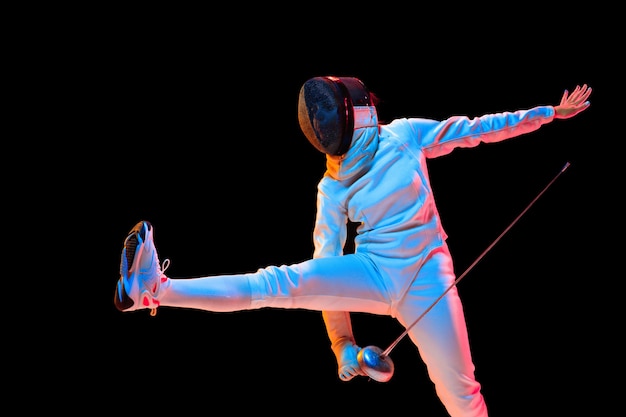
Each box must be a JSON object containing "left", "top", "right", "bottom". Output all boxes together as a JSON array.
[{"left": 162, "top": 104, "right": 556, "bottom": 417}]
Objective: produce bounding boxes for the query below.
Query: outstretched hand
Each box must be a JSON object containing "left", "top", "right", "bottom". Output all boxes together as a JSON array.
[{"left": 554, "top": 84, "right": 592, "bottom": 119}]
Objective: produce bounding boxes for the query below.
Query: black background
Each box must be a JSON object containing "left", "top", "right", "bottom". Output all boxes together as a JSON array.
[{"left": 24, "top": 6, "right": 619, "bottom": 416}]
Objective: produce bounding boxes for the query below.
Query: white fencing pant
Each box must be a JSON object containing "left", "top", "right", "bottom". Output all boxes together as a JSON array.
[{"left": 161, "top": 244, "right": 487, "bottom": 417}]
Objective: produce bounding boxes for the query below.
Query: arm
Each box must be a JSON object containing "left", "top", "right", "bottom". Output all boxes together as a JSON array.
[
  {"left": 312, "top": 182, "right": 348, "bottom": 259},
  {"left": 409, "top": 84, "right": 592, "bottom": 159},
  {"left": 313, "top": 182, "right": 365, "bottom": 381}
]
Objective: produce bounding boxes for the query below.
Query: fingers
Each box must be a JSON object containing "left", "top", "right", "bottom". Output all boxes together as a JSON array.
[
  {"left": 560, "top": 89, "right": 570, "bottom": 106},
  {"left": 559, "top": 84, "right": 592, "bottom": 108},
  {"left": 579, "top": 85, "right": 592, "bottom": 102},
  {"left": 568, "top": 84, "right": 592, "bottom": 104},
  {"left": 559, "top": 85, "right": 591, "bottom": 110},
  {"left": 338, "top": 364, "right": 364, "bottom": 381},
  {"left": 569, "top": 85, "right": 583, "bottom": 101}
]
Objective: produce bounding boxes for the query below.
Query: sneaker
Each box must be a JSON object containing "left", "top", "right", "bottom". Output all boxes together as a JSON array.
[{"left": 114, "top": 220, "right": 170, "bottom": 316}]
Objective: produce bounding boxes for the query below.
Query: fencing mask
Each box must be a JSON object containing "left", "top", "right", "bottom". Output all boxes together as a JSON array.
[{"left": 298, "top": 76, "right": 376, "bottom": 156}]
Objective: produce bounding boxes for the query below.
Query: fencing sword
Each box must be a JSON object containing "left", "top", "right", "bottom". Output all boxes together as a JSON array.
[{"left": 357, "top": 162, "right": 572, "bottom": 382}]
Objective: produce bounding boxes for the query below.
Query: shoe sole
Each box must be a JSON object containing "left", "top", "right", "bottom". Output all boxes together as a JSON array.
[{"left": 114, "top": 221, "right": 151, "bottom": 311}]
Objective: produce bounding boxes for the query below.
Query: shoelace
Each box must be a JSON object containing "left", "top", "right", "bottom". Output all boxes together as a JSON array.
[{"left": 149, "top": 258, "right": 171, "bottom": 317}]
